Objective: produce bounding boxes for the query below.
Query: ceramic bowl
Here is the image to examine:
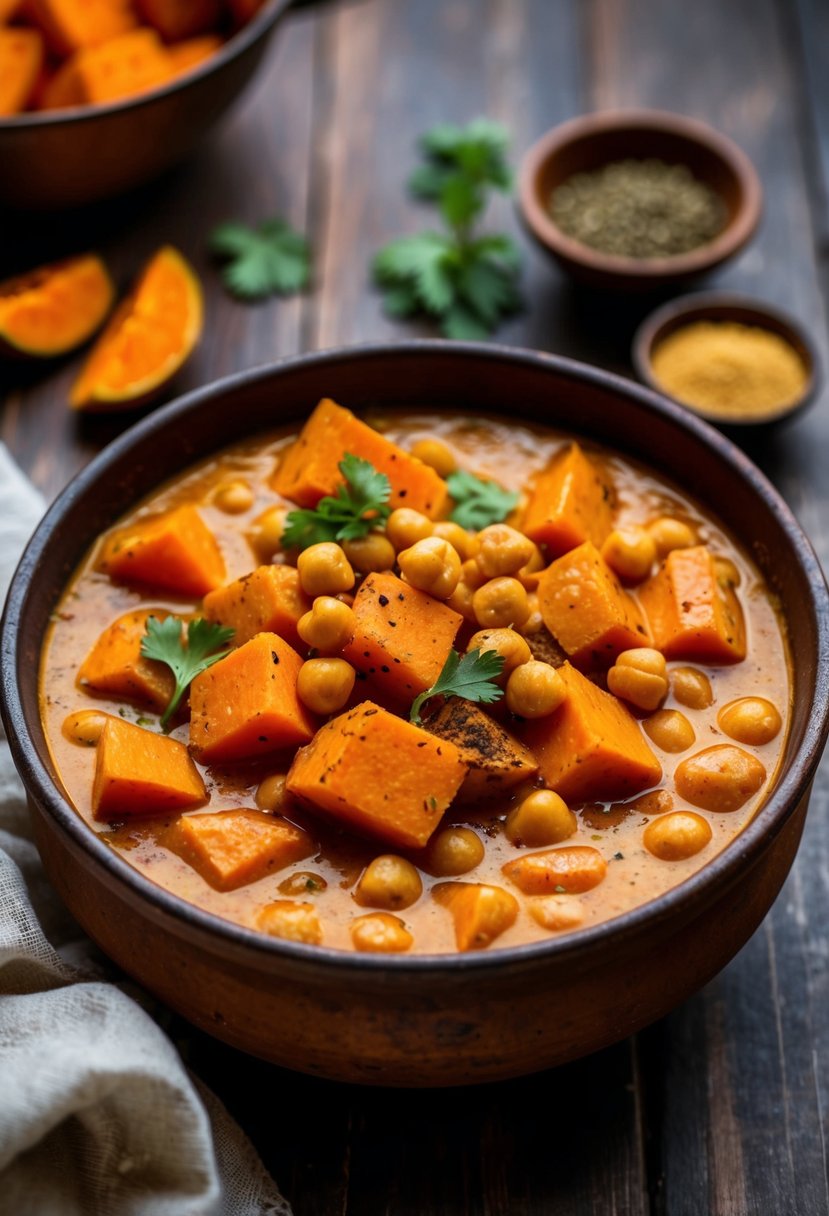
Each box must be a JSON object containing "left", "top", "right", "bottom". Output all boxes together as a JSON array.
[
  {"left": 2, "top": 342, "right": 827, "bottom": 1087},
  {"left": 0, "top": 0, "right": 291, "bottom": 210},
  {"left": 518, "top": 109, "right": 762, "bottom": 290}
]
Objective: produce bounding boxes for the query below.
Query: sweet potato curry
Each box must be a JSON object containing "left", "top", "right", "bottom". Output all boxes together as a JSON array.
[{"left": 40, "top": 401, "right": 790, "bottom": 954}]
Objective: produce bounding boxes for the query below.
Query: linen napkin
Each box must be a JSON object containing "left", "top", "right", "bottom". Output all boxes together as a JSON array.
[{"left": 0, "top": 444, "right": 291, "bottom": 1216}]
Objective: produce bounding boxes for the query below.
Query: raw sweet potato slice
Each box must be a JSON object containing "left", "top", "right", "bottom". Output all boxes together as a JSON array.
[
  {"left": 342, "top": 571, "right": 462, "bottom": 708},
  {"left": 286, "top": 701, "right": 468, "bottom": 850},
  {"left": 189, "top": 632, "right": 316, "bottom": 764},
  {"left": 0, "top": 254, "right": 114, "bottom": 359},
  {"left": 522, "top": 443, "right": 614, "bottom": 558},
  {"left": 136, "top": 0, "right": 220, "bottom": 41},
  {"left": 92, "top": 716, "right": 206, "bottom": 821},
  {"left": 272, "top": 398, "right": 449, "bottom": 518},
  {"left": 167, "top": 33, "right": 221, "bottom": 74},
  {"left": 0, "top": 28, "right": 43, "bottom": 115},
  {"left": 202, "top": 564, "right": 310, "bottom": 651},
  {"left": 168, "top": 809, "right": 315, "bottom": 891},
  {"left": 519, "top": 662, "right": 662, "bottom": 803},
  {"left": 30, "top": 0, "right": 138, "bottom": 56},
  {"left": 98, "top": 504, "right": 225, "bottom": 597},
  {"left": 502, "top": 846, "right": 608, "bottom": 895},
  {"left": 638, "top": 545, "right": 746, "bottom": 663},
  {"left": 424, "top": 697, "right": 537, "bottom": 801},
  {"left": 77, "top": 608, "right": 175, "bottom": 711},
  {"left": 433, "top": 882, "right": 518, "bottom": 951},
  {"left": 70, "top": 246, "right": 203, "bottom": 411},
  {"left": 536, "top": 541, "right": 649, "bottom": 668}
]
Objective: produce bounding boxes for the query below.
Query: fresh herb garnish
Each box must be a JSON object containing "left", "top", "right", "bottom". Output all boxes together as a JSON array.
[
  {"left": 410, "top": 647, "right": 505, "bottom": 725},
  {"left": 373, "top": 119, "right": 522, "bottom": 339},
  {"left": 210, "top": 216, "right": 311, "bottom": 301},
  {"left": 282, "top": 453, "right": 393, "bottom": 550},
  {"left": 140, "top": 616, "right": 234, "bottom": 730},
  {"left": 446, "top": 468, "right": 519, "bottom": 529}
]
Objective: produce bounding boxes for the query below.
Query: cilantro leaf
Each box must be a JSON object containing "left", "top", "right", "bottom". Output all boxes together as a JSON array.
[
  {"left": 410, "top": 648, "right": 505, "bottom": 725},
  {"left": 210, "top": 216, "right": 311, "bottom": 301},
  {"left": 281, "top": 453, "right": 392, "bottom": 550},
  {"left": 140, "top": 616, "right": 234, "bottom": 730},
  {"left": 446, "top": 468, "right": 519, "bottom": 529}
]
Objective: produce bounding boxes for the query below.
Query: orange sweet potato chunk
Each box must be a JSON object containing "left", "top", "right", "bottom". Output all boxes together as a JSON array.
[
  {"left": 342, "top": 571, "right": 462, "bottom": 708},
  {"left": 136, "top": 0, "right": 220, "bottom": 41},
  {"left": 77, "top": 608, "right": 175, "bottom": 712},
  {"left": 167, "top": 33, "right": 221, "bottom": 74},
  {"left": 202, "top": 564, "right": 310, "bottom": 651},
  {"left": 189, "top": 632, "right": 316, "bottom": 764},
  {"left": 502, "top": 846, "right": 608, "bottom": 895},
  {"left": 425, "top": 697, "right": 537, "bottom": 801},
  {"left": 98, "top": 505, "right": 225, "bottom": 598},
  {"left": 638, "top": 545, "right": 746, "bottom": 664},
  {"left": 168, "top": 809, "right": 315, "bottom": 891},
  {"left": 519, "top": 662, "right": 662, "bottom": 803},
  {"left": 272, "top": 398, "right": 449, "bottom": 518},
  {"left": 92, "top": 716, "right": 206, "bottom": 821},
  {"left": 67, "top": 29, "right": 173, "bottom": 105},
  {"left": 433, "top": 882, "right": 518, "bottom": 951},
  {"left": 522, "top": 443, "right": 614, "bottom": 558},
  {"left": 286, "top": 701, "right": 468, "bottom": 850},
  {"left": 30, "top": 0, "right": 138, "bottom": 56},
  {"left": 0, "top": 29, "right": 43, "bottom": 115}
]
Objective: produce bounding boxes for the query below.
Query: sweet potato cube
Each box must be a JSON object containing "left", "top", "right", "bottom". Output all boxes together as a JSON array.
[
  {"left": 502, "top": 846, "right": 608, "bottom": 895},
  {"left": 30, "top": 0, "right": 138, "bottom": 56},
  {"left": 433, "top": 882, "right": 518, "bottom": 951},
  {"left": 78, "top": 608, "right": 175, "bottom": 712},
  {"left": 519, "top": 663, "right": 662, "bottom": 802},
  {"left": 69, "top": 29, "right": 173, "bottom": 105},
  {"left": 98, "top": 505, "right": 225, "bottom": 598},
  {"left": 272, "top": 398, "right": 449, "bottom": 518},
  {"left": 39, "top": 59, "right": 84, "bottom": 109},
  {"left": 425, "top": 697, "right": 537, "bottom": 801},
  {"left": 92, "top": 717, "right": 206, "bottom": 821},
  {"left": 522, "top": 443, "right": 614, "bottom": 558},
  {"left": 136, "top": 0, "right": 220, "bottom": 41},
  {"left": 167, "top": 33, "right": 221, "bottom": 74},
  {"left": 537, "top": 541, "right": 649, "bottom": 668},
  {"left": 342, "top": 571, "right": 462, "bottom": 708},
  {"left": 256, "top": 900, "right": 323, "bottom": 944},
  {"left": 168, "top": 809, "right": 315, "bottom": 892},
  {"left": 189, "top": 632, "right": 316, "bottom": 764},
  {"left": 638, "top": 545, "right": 747, "bottom": 664},
  {"left": 202, "top": 564, "right": 310, "bottom": 651},
  {"left": 0, "top": 29, "right": 43, "bottom": 116},
  {"left": 286, "top": 701, "right": 468, "bottom": 850}
]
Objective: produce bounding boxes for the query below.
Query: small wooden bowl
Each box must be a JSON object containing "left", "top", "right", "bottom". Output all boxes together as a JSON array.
[
  {"left": 518, "top": 109, "right": 762, "bottom": 290},
  {"left": 0, "top": 0, "right": 290, "bottom": 211},
  {"left": 633, "top": 292, "right": 820, "bottom": 427}
]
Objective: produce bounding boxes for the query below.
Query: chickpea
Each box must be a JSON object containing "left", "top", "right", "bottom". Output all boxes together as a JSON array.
[
  {"left": 297, "top": 596, "right": 356, "bottom": 653},
  {"left": 342, "top": 532, "right": 396, "bottom": 573},
  {"left": 472, "top": 577, "right": 529, "bottom": 628},
  {"left": 278, "top": 871, "right": 328, "bottom": 896},
  {"left": 62, "top": 708, "right": 109, "bottom": 747},
  {"left": 607, "top": 647, "right": 668, "bottom": 711},
  {"left": 398, "top": 536, "right": 461, "bottom": 599},
  {"left": 459, "top": 558, "right": 487, "bottom": 590},
  {"left": 505, "top": 789, "right": 577, "bottom": 846},
  {"left": 423, "top": 826, "right": 485, "bottom": 876},
  {"left": 475, "top": 524, "right": 535, "bottom": 578},
  {"left": 718, "top": 697, "right": 782, "bottom": 746},
  {"left": 351, "top": 912, "right": 414, "bottom": 953},
  {"left": 256, "top": 901, "right": 322, "bottom": 944},
  {"left": 529, "top": 895, "right": 586, "bottom": 932},
  {"left": 297, "top": 657, "right": 356, "bottom": 715},
  {"left": 675, "top": 745, "right": 766, "bottom": 813},
  {"left": 628, "top": 788, "right": 674, "bottom": 816},
  {"left": 714, "top": 556, "right": 741, "bottom": 588},
  {"left": 505, "top": 661, "right": 567, "bottom": 718},
  {"left": 601, "top": 526, "right": 657, "bottom": 583},
  {"left": 643, "top": 709, "right": 696, "bottom": 753},
  {"left": 297, "top": 542, "right": 355, "bottom": 597},
  {"left": 643, "top": 811, "right": 712, "bottom": 861},
  {"left": 354, "top": 854, "right": 423, "bottom": 910},
  {"left": 446, "top": 580, "right": 477, "bottom": 621},
  {"left": 467, "top": 628, "right": 532, "bottom": 678},
  {"left": 255, "top": 773, "right": 288, "bottom": 813},
  {"left": 214, "top": 479, "right": 254, "bottom": 514},
  {"left": 647, "top": 516, "right": 696, "bottom": 558},
  {"left": 410, "top": 436, "right": 456, "bottom": 478},
  {"left": 671, "top": 666, "right": 714, "bottom": 710},
  {"left": 247, "top": 505, "right": 289, "bottom": 559},
  {"left": 432, "top": 520, "right": 474, "bottom": 560},
  {"left": 385, "top": 507, "right": 433, "bottom": 551}
]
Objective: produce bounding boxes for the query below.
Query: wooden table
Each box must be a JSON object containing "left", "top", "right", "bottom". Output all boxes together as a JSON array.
[{"left": 3, "top": 1, "right": 828, "bottom": 1211}]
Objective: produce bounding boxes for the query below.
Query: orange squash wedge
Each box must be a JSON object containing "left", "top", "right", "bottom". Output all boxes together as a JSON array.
[
  {"left": 70, "top": 245, "right": 203, "bottom": 412},
  {"left": 0, "top": 253, "right": 114, "bottom": 359}
]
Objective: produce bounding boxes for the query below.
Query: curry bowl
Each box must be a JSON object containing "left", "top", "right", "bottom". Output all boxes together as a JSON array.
[
  {"left": 0, "top": 0, "right": 290, "bottom": 211},
  {"left": 2, "top": 342, "right": 828, "bottom": 1086}
]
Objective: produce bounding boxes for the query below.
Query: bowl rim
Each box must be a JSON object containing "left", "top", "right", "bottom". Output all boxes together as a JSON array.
[
  {"left": 518, "top": 108, "right": 763, "bottom": 280},
  {"left": 632, "top": 290, "right": 821, "bottom": 426},
  {"left": 2, "top": 340, "right": 828, "bottom": 976},
  {"left": 0, "top": 0, "right": 291, "bottom": 131}
]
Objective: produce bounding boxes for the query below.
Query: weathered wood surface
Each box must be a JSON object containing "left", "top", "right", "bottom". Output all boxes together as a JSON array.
[{"left": 2, "top": 1, "right": 828, "bottom": 1212}]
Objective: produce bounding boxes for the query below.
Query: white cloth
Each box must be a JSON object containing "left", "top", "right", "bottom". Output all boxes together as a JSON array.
[{"left": 0, "top": 445, "right": 291, "bottom": 1216}]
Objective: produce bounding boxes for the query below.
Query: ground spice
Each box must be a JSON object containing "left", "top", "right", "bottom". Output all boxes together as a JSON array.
[
  {"left": 650, "top": 320, "right": 808, "bottom": 419},
  {"left": 549, "top": 158, "right": 725, "bottom": 258}
]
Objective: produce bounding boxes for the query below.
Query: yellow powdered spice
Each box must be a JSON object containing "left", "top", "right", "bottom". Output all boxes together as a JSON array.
[{"left": 651, "top": 320, "right": 808, "bottom": 420}]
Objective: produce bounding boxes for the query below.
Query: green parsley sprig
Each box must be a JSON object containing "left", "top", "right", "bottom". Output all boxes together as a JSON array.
[
  {"left": 410, "top": 647, "right": 505, "bottom": 725},
  {"left": 446, "top": 468, "right": 519, "bottom": 529},
  {"left": 210, "top": 216, "right": 311, "bottom": 301},
  {"left": 140, "top": 616, "right": 234, "bottom": 730},
  {"left": 281, "top": 453, "right": 392, "bottom": 551},
  {"left": 373, "top": 119, "right": 522, "bottom": 339}
]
